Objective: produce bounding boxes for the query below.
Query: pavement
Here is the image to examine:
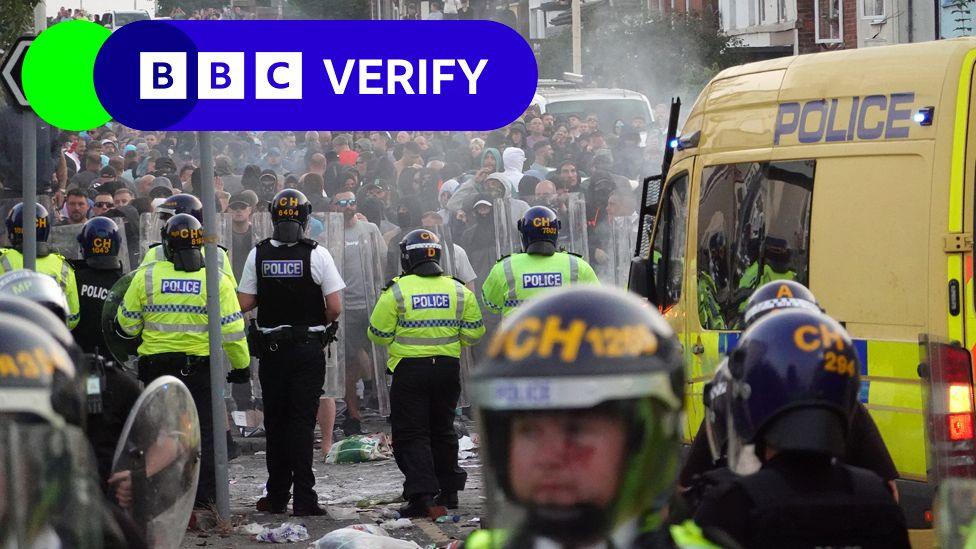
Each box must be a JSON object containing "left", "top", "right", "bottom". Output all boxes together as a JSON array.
[{"left": 180, "top": 411, "right": 484, "bottom": 548}]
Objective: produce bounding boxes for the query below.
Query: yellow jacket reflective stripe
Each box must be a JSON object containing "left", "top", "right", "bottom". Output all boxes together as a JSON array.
[
  {"left": 117, "top": 260, "right": 249, "bottom": 370},
  {"left": 367, "top": 274, "right": 485, "bottom": 372},
  {"left": 0, "top": 249, "right": 81, "bottom": 329},
  {"left": 138, "top": 244, "right": 238, "bottom": 285},
  {"left": 482, "top": 251, "right": 599, "bottom": 316},
  {"left": 464, "top": 521, "right": 718, "bottom": 548}
]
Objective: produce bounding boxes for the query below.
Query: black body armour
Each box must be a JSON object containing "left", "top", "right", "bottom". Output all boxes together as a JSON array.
[
  {"left": 255, "top": 238, "right": 327, "bottom": 328},
  {"left": 71, "top": 263, "right": 123, "bottom": 354},
  {"left": 739, "top": 461, "right": 909, "bottom": 548}
]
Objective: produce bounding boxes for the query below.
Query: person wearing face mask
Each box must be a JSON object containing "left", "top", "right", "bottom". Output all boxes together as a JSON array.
[{"left": 385, "top": 196, "right": 426, "bottom": 280}]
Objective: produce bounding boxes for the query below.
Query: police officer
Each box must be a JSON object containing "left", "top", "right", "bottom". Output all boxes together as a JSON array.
[
  {"left": 481, "top": 206, "right": 598, "bottom": 316},
  {"left": 678, "top": 280, "right": 899, "bottom": 505},
  {"left": 466, "top": 286, "right": 730, "bottom": 549},
  {"left": 139, "top": 193, "right": 234, "bottom": 281},
  {"left": 237, "top": 189, "right": 345, "bottom": 516},
  {"left": 368, "top": 229, "right": 485, "bottom": 517},
  {"left": 116, "top": 213, "right": 249, "bottom": 508},
  {"left": 694, "top": 308, "right": 910, "bottom": 548},
  {"left": 71, "top": 216, "right": 125, "bottom": 354},
  {"left": 0, "top": 202, "right": 80, "bottom": 328}
]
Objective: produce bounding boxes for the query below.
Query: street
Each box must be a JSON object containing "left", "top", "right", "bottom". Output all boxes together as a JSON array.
[{"left": 183, "top": 411, "right": 484, "bottom": 548}]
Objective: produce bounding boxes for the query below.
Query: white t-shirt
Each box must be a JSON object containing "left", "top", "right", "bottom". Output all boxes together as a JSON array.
[
  {"left": 238, "top": 240, "right": 346, "bottom": 330},
  {"left": 452, "top": 244, "right": 477, "bottom": 284}
]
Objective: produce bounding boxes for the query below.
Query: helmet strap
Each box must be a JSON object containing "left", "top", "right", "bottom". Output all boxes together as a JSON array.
[{"left": 172, "top": 249, "right": 204, "bottom": 272}]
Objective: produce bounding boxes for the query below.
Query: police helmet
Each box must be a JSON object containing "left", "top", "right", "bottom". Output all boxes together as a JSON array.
[
  {"left": 399, "top": 229, "right": 443, "bottom": 276},
  {"left": 473, "top": 286, "right": 684, "bottom": 544},
  {"left": 0, "top": 297, "right": 85, "bottom": 426},
  {"left": 162, "top": 213, "right": 204, "bottom": 272},
  {"left": 155, "top": 193, "right": 203, "bottom": 223},
  {"left": 702, "top": 360, "right": 732, "bottom": 464},
  {"left": 726, "top": 309, "right": 860, "bottom": 475},
  {"left": 269, "top": 189, "right": 311, "bottom": 243},
  {"left": 0, "top": 312, "right": 79, "bottom": 426},
  {"left": 517, "top": 205, "right": 560, "bottom": 255},
  {"left": 77, "top": 216, "right": 122, "bottom": 270},
  {"left": 5, "top": 202, "right": 51, "bottom": 250},
  {"left": 0, "top": 270, "right": 70, "bottom": 324},
  {"left": 742, "top": 279, "right": 821, "bottom": 327}
]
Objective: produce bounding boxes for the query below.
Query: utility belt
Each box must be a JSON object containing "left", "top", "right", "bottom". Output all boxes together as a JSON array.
[
  {"left": 138, "top": 352, "right": 209, "bottom": 383},
  {"left": 397, "top": 356, "right": 460, "bottom": 369},
  {"left": 247, "top": 320, "right": 337, "bottom": 358}
]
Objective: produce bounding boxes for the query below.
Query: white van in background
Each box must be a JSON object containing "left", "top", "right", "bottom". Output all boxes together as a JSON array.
[
  {"left": 101, "top": 10, "right": 151, "bottom": 31},
  {"left": 532, "top": 80, "right": 656, "bottom": 145}
]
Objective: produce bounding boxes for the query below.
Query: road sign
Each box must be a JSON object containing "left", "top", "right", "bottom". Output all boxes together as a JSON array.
[{"left": 1, "top": 36, "right": 34, "bottom": 109}]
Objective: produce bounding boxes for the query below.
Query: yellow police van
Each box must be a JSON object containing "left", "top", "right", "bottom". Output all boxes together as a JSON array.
[{"left": 635, "top": 38, "right": 976, "bottom": 529}]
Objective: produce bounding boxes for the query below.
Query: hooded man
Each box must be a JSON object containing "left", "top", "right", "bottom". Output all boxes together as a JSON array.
[{"left": 501, "top": 147, "right": 526, "bottom": 197}]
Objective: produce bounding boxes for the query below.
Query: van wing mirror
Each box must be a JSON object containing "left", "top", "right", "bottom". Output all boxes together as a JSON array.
[{"left": 629, "top": 256, "right": 657, "bottom": 306}]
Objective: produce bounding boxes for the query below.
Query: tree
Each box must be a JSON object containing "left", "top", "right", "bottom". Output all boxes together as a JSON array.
[
  {"left": 285, "top": 0, "right": 370, "bottom": 19},
  {"left": 0, "top": 0, "right": 41, "bottom": 55},
  {"left": 536, "top": 10, "right": 743, "bottom": 103}
]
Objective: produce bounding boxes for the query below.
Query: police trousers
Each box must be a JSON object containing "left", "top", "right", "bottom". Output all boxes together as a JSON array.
[
  {"left": 138, "top": 353, "right": 215, "bottom": 507},
  {"left": 390, "top": 356, "right": 466, "bottom": 499},
  {"left": 258, "top": 341, "right": 325, "bottom": 509}
]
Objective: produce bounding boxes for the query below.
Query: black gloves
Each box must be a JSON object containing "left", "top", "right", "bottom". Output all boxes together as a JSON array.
[{"left": 226, "top": 367, "right": 251, "bottom": 384}]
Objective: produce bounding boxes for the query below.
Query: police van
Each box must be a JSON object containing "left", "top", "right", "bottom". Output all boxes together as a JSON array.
[{"left": 632, "top": 38, "right": 976, "bottom": 529}]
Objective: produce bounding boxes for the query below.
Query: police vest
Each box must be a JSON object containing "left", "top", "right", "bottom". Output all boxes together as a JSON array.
[
  {"left": 738, "top": 462, "right": 908, "bottom": 548},
  {"left": 72, "top": 265, "right": 123, "bottom": 354},
  {"left": 255, "top": 239, "right": 327, "bottom": 328}
]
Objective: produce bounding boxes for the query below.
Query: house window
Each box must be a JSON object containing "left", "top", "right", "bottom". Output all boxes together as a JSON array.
[
  {"left": 815, "top": 0, "right": 843, "bottom": 42},
  {"left": 863, "top": 0, "right": 884, "bottom": 17}
]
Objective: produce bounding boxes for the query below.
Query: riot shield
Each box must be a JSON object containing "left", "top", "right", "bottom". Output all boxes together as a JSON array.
[
  {"left": 359, "top": 229, "right": 392, "bottom": 416},
  {"left": 139, "top": 212, "right": 166, "bottom": 260},
  {"left": 112, "top": 376, "right": 200, "bottom": 549},
  {"left": 312, "top": 213, "right": 346, "bottom": 399},
  {"left": 494, "top": 193, "right": 589, "bottom": 260},
  {"left": 49, "top": 223, "right": 133, "bottom": 273},
  {"left": 101, "top": 271, "right": 141, "bottom": 369},
  {"left": 0, "top": 422, "right": 104, "bottom": 549},
  {"left": 601, "top": 215, "right": 639, "bottom": 287}
]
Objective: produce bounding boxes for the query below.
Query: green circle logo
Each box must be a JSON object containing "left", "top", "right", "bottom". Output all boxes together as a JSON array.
[{"left": 22, "top": 20, "right": 111, "bottom": 131}]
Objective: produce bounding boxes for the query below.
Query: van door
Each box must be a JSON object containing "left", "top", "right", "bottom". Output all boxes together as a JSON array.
[
  {"left": 962, "top": 70, "right": 976, "bottom": 359},
  {"left": 686, "top": 160, "right": 816, "bottom": 435},
  {"left": 648, "top": 156, "right": 694, "bottom": 437}
]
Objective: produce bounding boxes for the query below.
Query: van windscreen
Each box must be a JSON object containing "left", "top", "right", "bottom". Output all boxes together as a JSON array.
[{"left": 544, "top": 99, "right": 652, "bottom": 132}]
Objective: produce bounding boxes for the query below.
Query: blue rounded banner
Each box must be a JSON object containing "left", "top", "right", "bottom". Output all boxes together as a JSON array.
[{"left": 93, "top": 20, "right": 538, "bottom": 130}]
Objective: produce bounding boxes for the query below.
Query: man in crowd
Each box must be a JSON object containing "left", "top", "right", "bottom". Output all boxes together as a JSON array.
[
  {"left": 91, "top": 190, "right": 115, "bottom": 217},
  {"left": 62, "top": 188, "right": 91, "bottom": 225},
  {"left": 69, "top": 152, "right": 102, "bottom": 191}
]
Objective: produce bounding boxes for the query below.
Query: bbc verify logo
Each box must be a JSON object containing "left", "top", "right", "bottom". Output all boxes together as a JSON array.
[{"left": 89, "top": 20, "right": 537, "bottom": 130}]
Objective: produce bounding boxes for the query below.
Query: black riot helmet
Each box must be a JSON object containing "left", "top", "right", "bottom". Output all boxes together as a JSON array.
[
  {"left": 269, "top": 189, "right": 311, "bottom": 243},
  {"left": 0, "top": 270, "right": 70, "bottom": 324},
  {"left": 6, "top": 202, "right": 51, "bottom": 255},
  {"left": 0, "top": 297, "right": 86, "bottom": 427},
  {"left": 726, "top": 309, "right": 861, "bottom": 475},
  {"left": 517, "top": 205, "right": 560, "bottom": 255},
  {"left": 155, "top": 193, "right": 203, "bottom": 223},
  {"left": 0, "top": 312, "right": 82, "bottom": 427},
  {"left": 162, "top": 213, "right": 204, "bottom": 272},
  {"left": 399, "top": 229, "right": 443, "bottom": 276},
  {"left": 472, "top": 286, "right": 684, "bottom": 546},
  {"left": 742, "top": 279, "right": 821, "bottom": 327},
  {"left": 77, "top": 216, "right": 122, "bottom": 270},
  {"left": 702, "top": 360, "right": 732, "bottom": 464}
]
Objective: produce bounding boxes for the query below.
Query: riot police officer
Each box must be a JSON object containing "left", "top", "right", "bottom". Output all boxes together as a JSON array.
[
  {"left": 466, "top": 286, "right": 729, "bottom": 549},
  {"left": 116, "top": 213, "right": 249, "bottom": 508},
  {"left": 368, "top": 229, "right": 485, "bottom": 517},
  {"left": 237, "top": 189, "right": 345, "bottom": 516},
  {"left": 71, "top": 216, "right": 125, "bottom": 354},
  {"left": 678, "top": 280, "right": 899, "bottom": 506},
  {"left": 481, "top": 206, "right": 598, "bottom": 316},
  {"left": 0, "top": 202, "right": 80, "bottom": 328},
  {"left": 694, "top": 308, "right": 910, "bottom": 548},
  {"left": 138, "top": 193, "right": 234, "bottom": 281}
]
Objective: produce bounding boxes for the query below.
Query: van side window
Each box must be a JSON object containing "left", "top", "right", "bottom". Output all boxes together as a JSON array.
[
  {"left": 652, "top": 173, "right": 689, "bottom": 311},
  {"left": 697, "top": 161, "right": 814, "bottom": 329}
]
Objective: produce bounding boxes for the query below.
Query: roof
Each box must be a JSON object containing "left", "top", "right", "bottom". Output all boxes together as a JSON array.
[
  {"left": 534, "top": 87, "right": 648, "bottom": 102},
  {"left": 674, "top": 37, "right": 976, "bottom": 158}
]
